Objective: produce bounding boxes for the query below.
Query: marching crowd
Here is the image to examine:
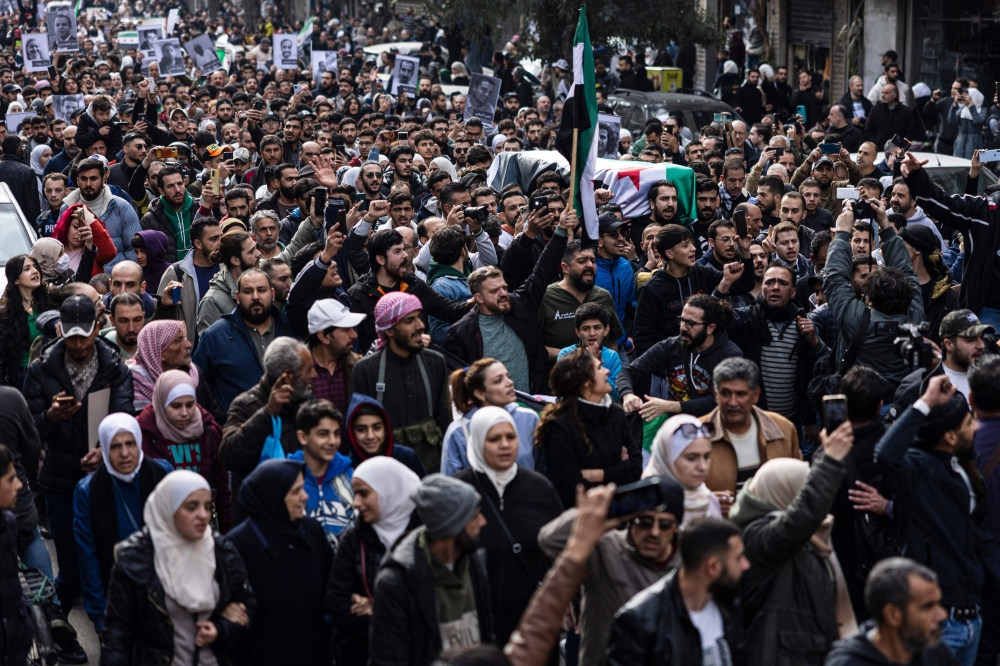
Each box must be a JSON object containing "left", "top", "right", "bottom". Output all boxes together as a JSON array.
[{"left": 0, "top": 1, "right": 996, "bottom": 666}]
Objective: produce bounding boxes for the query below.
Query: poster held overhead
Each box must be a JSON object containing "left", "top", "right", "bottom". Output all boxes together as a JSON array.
[
  {"left": 45, "top": 6, "right": 78, "bottom": 52},
  {"left": 22, "top": 33, "right": 50, "bottom": 72},
  {"left": 154, "top": 38, "right": 185, "bottom": 76},
  {"left": 391, "top": 54, "right": 420, "bottom": 94},
  {"left": 51, "top": 94, "right": 85, "bottom": 123},
  {"left": 464, "top": 73, "right": 502, "bottom": 130},
  {"left": 311, "top": 51, "right": 338, "bottom": 85},
  {"left": 273, "top": 33, "right": 298, "bottom": 70},
  {"left": 597, "top": 114, "right": 622, "bottom": 160},
  {"left": 183, "top": 34, "right": 222, "bottom": 74}
]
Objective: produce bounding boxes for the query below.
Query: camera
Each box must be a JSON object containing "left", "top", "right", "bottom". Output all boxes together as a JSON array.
[
  {"left": 874, "top": 321, "right": 933, "bottom": 368},
  {"left": 463, "top": 206, "right": 489, "bottom": 222},
  {"left": 853, "top": 198, "right": 874, "bottom": 220}
]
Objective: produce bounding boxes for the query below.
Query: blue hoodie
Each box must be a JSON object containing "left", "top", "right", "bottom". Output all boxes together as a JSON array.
[
  {"left": 344, "top": 394, "right": 427, "bottom": 478},
  {"left": 287, "top": 450, "right": 355, "bottom": 547},
  {"left": 595, "top": 255, "right": 635, "bottom": 345}
]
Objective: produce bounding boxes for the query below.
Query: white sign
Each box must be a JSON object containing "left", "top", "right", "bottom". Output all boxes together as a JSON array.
[
  {"left": 311, "top": 51, "right": 337, "bottom": 85},
  {"left": 273, "top": 33, "right": 298, "bottom": 70},
  {"left": 391, "top": 54, "right": 419, "bottom": 95},
  {"left": 464, "top": 73, "right": 501, "bottom": 129},
  {"left": 597, "top": 114, "right": 622, "bottom": 159},
  {"left": 45, "top": 6, "right": 78, "bottom": 52},
  {"left": 51, "top": 93, "right": 84, "bottom": 123},
  {"left": 22, "top": 33, "right": 50, "bottom": 72},
  {"left": 154, "top": 38, "right": 185, "bottom": 76},
  {"left": 183, "top": 34, "right": 222, "bottom": 74},
  {"left": 6, "top": 112, "right": 36, "bottom": 136},
  {"left": 166, "top": 8, "right": 179, "bottom": 34}
]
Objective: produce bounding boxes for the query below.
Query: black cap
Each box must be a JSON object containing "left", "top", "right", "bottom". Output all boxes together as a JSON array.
[
  {"left": 263, "top": 113, "right": 280, "bottom": 122},
  {"left": 60, "top": 294, "right": 96, "bottom": 338},
  {"left": 898, "top": 224, "right": 940, "bottom": 256},
  {"left": 503, "top": 92, "right": 520, "bottom": 100},
  {"left": 598, "top": 212, "right": 625, "bottom": 235}
]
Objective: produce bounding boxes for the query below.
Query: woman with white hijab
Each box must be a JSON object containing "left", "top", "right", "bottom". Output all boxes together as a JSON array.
[
  {"left": 949, "top": 85, "right": 987, "bottom": 159},
  {"left": 643, "top": 414, "right": 722, "bottom": 527},
  {"left": 73, "top": 413, "right": 171, "bottom": 635},
  {"left": 455, "top": 406, "right": 564, "bottom": 645},
  {"left": 326, "top": 456, "right": 421, "bottom": 665},
  {"left": 102, "top": 470, "right": 254, "bottom": 665},
  {"left": 728, "top": 421, "right": 858, "bottom": 665},
  {"left": 429, "top": 156, "right": 458, "bottom": 181}
]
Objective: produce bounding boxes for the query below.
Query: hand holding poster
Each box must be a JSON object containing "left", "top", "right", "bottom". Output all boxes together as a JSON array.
[
  {"left": 464, "top": 73, "right": 501, "bottom": 129},
  {"left": 183, "top": 34, "right": 222, "bottom": 74},
  {"left": 597, "top": 114, "right": 622, "bottom": 160},
  {"left": 154, "top": 38, "right": 185, "bottom": 76},
  {"left": 273, "top": 33, "right": 297, "bottom": 70},
  {"left": 22, "top": 33, "right": 50, "bottom": 72},
  {"left": 391, "top": 55, "right": 420, "bottom": 94}
]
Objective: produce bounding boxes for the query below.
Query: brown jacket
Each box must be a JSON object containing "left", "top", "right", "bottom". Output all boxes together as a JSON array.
[
  {"left": 504, "top": 555, "right": 587, "bottom": 666},
  {"left": 700, "top": 405, "right": 801, "bottom": 493}
]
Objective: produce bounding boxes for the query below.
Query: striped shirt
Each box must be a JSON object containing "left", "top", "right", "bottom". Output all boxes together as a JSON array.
[{"left": 759, "top": 320, "right": 799, "bottom": 419}]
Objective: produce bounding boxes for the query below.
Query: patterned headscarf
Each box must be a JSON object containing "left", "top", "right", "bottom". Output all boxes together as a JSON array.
[
  {"left": 128, "top": 320, "right": 199, "bottom": 403},
  {"left": 373, "top": 291, "right": 422, "bottom": 351}
]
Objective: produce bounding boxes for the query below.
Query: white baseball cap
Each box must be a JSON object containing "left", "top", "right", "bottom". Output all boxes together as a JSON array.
[{"left": 308, "top": 299, "right": 367, "bottom": 334}]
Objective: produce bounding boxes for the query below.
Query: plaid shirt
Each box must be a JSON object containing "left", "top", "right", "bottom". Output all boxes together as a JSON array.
[{"left": 312, "top": 358, "right": 348, "bottom": 416}]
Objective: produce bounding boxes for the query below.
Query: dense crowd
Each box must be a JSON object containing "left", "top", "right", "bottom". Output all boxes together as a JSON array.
[{"left": 0, "top": 1, "right": 996, "bottom": 665}]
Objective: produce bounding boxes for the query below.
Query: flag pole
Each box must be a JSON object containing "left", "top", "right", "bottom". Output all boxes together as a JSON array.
[{"left": 569, "top": 127, "right": 579, "bottom": 211}]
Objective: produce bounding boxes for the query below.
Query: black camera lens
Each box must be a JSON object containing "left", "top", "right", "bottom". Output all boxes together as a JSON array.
[{"left": 463, "top": 206, "right": 489, "bottom": 222}]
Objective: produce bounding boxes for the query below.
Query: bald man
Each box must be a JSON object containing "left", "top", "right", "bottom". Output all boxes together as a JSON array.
[{"left": 102, "top": 260, "right": 156, "bottom": 318}]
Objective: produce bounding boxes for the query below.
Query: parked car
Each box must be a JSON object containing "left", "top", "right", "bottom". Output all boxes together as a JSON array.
[
  {"left": 848, "top": 152, "right": 999, "bottom": 195},
  {"left": 608, "top": 89, "right": 744, "bottom": 141},
  {"left": 0, "top": 182, "right": 39, "bottom": 291}
]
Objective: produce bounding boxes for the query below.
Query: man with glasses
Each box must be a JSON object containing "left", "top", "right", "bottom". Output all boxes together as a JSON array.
[
  {"left": 355, "top": 130, "right": 376, "bottom": 163},
  {"left": 108, "top": 132, "right": 147, "bottom": 191},
  {"left": 452, "top": 137, "right": 472, "bottom": 169},
  {"left": 463, "top": 118, "right": 484, "bottom": 145},
  {"left": 539, "top": 473, "right": 686, "bottom": 665},
  {"left": 356, "top": 160, "right": 385, "bottom": 210}
]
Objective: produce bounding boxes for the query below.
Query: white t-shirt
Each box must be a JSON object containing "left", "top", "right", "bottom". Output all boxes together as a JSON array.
[
  {"left": 688, "top": 599, "right": 733, "bottom": 666},
  {"left": 726, "top": 419, "right": 760, "bottom": 471},
  {"left": 942, "top": 366, "right": 970, "bottom": 400}
]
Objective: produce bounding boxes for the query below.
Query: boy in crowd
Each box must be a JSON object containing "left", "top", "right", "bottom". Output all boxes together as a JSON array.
[{"left": 558, "top": 303, "right": 622, "bottom": 400}]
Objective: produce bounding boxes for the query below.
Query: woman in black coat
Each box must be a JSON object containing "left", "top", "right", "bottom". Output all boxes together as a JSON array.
[
  {"left": 228, "top": 459, "right": 334, "bottom": 666},
  {"left": 326, "top": 456, "right": 422, "bottom": 665},
  {"left": 455, "top": 406, "right": 564, "bottom": 645},
  {"left": 101, "top": 470, "right": 255, "bottom": 666},
  {"left": 536, "top": 348, "right": 642, "bottom": 508},
  {"left": 728, "top": 423, "right": 858, "bottom": 666}
]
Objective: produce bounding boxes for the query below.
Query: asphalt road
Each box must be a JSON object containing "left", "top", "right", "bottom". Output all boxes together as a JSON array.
[{"left": 45, "top": 538, "right": 101, "bottom": 664}]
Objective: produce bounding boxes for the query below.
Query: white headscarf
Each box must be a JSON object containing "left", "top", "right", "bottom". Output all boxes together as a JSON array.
[
  {"left": 723, "top": 60, "right": 738, "bottom": 75},
  {"left": 759, "top": 64, "right": 775, "bottom": 81},
  {"left": 467, "top": 406, "right": 519, "bottom": 498},
  {"left": 144, "top": 470, "right": 218, "bottom": 614},
  {"left": 98, "top": 413, "right": 144, "bottom": 484},
  {"left": 30, "top": 145, "right": 51, "bottom": 176},
  {"left": 962, "top": 87, "right": 984, "bottom": 121},
  {"left": 354, "top": 457, "right": 421, "bottom": 550},
  {"left": 431, "top": 156, "right": 458, "bottom": 181},
  {"left": 911, "top": 82, "right": 931, "bottom": 100},
  {"left": 341, "top": 166, "right": 360, "bottom": 189},
  {"left": 643, "top": 414, "right": 721, "bottom": 527}
]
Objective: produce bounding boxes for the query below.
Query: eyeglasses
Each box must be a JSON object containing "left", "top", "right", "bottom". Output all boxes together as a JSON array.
[
  {"left": 454, "top": 147, "right": 469, "bottom": 153},
  {"left": 632, "top": 516, "right": 677, "bottom": 531},
  {"left": 602, "top": 229, "right": 626, "bottom": 239},
  {"left": 362, "top": 172, "right": 382, "bottom": 179},
  {"left": 672, "top": 422, "right": 715, "bottom": 449},
  {"left": 678, "top": 317, "right": 706, "bottom": 329}
]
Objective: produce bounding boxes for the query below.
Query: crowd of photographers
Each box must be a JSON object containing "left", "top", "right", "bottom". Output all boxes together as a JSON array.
[{"left": 0, "top": 1, "right": 996, "bottom": 665}]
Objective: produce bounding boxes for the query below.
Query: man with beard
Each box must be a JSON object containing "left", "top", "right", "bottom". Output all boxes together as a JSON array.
[
  {"left": 379, "top": 145, "right": 428, "bottom": 202},
  {"left": 154, "top": 218, "right": 222, "bottom": 343},
  {"left": 196, "top": 230, "right": 262, "bottom": 336},
  {"left": 102, "top": 292, "right": 145, "bottom": 360},
  {"left": 196, "top": 268, "right": 295, "bottom": 415},
  {"left": 107, "top": 132, "right": 148, "bottom": 191},
  {"left": 698, "top": 220, "right": 753, "bottom": 308},
  {"left": 141, "top": 166, "right": 215, "bottom": 262},
  {"left": 43, "top": 125, "right": 80, "bottom": 176},
  {"left": 252, "top": 210, "right": 283, "bottom": 261},
  {"left": 219, "top": 336, "right": 311, "bottom": 524},
  {"left": 594, "top": 213, "right": 635, "bottom": 347},
  {"left": 890, "top": 178, "right": 944, "bottom": 250},
  {"left": 349, "top": 292, "right": 452, "bottom": 470},
  {"left": 634, "top": 224, "right": 756, "bottom": 355},
  {"left": 755, "top": 174, "right": 785, "bottom": 230},
  {"left": 607, "top": 518, "right": 750, "bottom": 664},
  {"left": 776, "top": 192, "right": 816, "bottom": 262},
  {"left": 790, "top": 147, "right": 862, "bottom": 216},
  {"left": 356, "top": 160, "right": 385, "bottom": 209},
  {"left": 826, "top": 558, "right": 954, "bottom": 666},
  {"left": 691, "top": 178, "right": 722, "bottom": 257},
  {"left": 799, "top": 179, "right": 835, "bottom": 233},
  {"left": 538, "top": 241, "right": 624, "bottom": 359},
  {"left": 306, "top": 299, "right": 363, "bottom": 416},
  {"left": 348, "top": 228, "right": 470, "bottom": 353},
  {"left": 447, "top": 207, "right": 577, "bottom": 393},
  {"left": 370, "top": 474, "right": 492, "bottom": 664},
  {"left": 243, "top": 136, "right": 285, "bottom": 193},
  {"left": 257, "top": 163, "right": 300, "bottom": 221},
  {"left": 497, "top": 188, "right": 526, "bottom": 248},
  {"left": 61, "top": 158, "right": 141, "bottom": 268},
  {"left": 629, "top": 180, "right": 681, "bottom": 259},
  {"left": 874, "top": 375, "right": 1000, "bottom": 665},
  {"left": 620, "top": 293, "right": 742, "bottom": 419}
]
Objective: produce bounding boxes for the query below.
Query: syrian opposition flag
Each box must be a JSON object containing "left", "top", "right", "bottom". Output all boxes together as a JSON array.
[
  {"left": 594, "top": 158, "right": 698, "bottom": 223},
  {"left": 555, "top": 7, "right": 599, "bottom": 241}
]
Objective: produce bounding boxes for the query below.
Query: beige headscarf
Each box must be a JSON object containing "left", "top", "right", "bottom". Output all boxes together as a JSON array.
[
  {"left": 643, "top": 414, "right": 721, "bottom": 527},
  {"left": 748, "top": 458, "right": 858, "bottom": 639}
]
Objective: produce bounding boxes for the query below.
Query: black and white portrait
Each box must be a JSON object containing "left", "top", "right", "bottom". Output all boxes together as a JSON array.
[
  {"left": 137, "top": 25, "right": 162, "bottom": 55},
  {"left": 22, "top": 33, "right": 50, "bottom": 72},
  {"left": 311, "top": 51, "right": 337, "bottom": 85},
  {"left": 273, "top": 33, "right": 297, "bottom": 70},
  {"left": 597, "top": 114, "right": 622, "bottom": 160},
  {"left": 46, "top": 8, "right": 78, "bottom": 51},
  {"left": 51, "top": 94, "right": 85, "bottom": 123},
  {"left": 154, "top": 38, "right": 185, "bottom": 76},
  {"left": 183, "top": 35, "right": 223, "bottom": 74},
  {"left": 391, "top": 55, "right": 420, "bottom": 94},
  {"left": 6, "top": 112, "right": 34, "bottom": 136},
  {"left": 463, "top": 73, "right": 501, "bottom": 128}
]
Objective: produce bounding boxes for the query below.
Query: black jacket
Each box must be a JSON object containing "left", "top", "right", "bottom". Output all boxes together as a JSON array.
[
  {"left": 0, "top": 154, "right": 40, "bottom": 224},
  {"left": 379, "top": 167, "right": 428, "bottom": 201},
  {"left": 789, "top": 87, "right": 824, "bottom": 127},
  {"left": 617, "top": 332, "right": 743, "bottom": 417},
  {"left": 445, "top": 228, "right": 567, "bottom": 392},
  {"left": 369, "top": 527, "right": 494, "bottom": 666},
  {"left": 285, "top": 256, "right": 352, "bottom": 338},
  {"left": 0, "top": 388, "right": 41, "bottom": 540},
  {"left": 23, "top": 338, "right": 134, "bottom": 495},
  {"left": 228, "top": 515, "right": 333, "bottom": 666},
  {"left": 836, "top": 92, "right": 874, "bottom": 123},
  {"left": 736, "top": 82, "right": 765, "bottom": 125},
  {"left": 76, "top": 110, "right": 124, "bottom": 158},
  {"left": 875, "top": 405, "right": 1000, "bottom": 608},
  {"left": 864, "top": 102, "right": 918, "bottom": 151},
  {"left": 348, "top": 269, "right": 470, "bottom": 354},
  {"left": 731, "top": 454, "right": 845, "bottom": 666},
  {"left": 539, "top": 398, "right": 642, "bottom": 508},
  {"left": 501, "top": 230, "right": 549, "bottom": 292},
  {"left": 606, "top": 570, "right": 743, "bottom": 666},
  {"left": 0, "top": 510, "right": 33, "bottom": 665},
  {"left": 454, "top": 468, "right": 563, "bottom": 645},
  {"left": 100, "top": 528, "right": 257, "bottom": 666},
  {"left": 633, "top": 258, "right": 756, "bottom": 355},
  {"left": 824, "top": 622, "right": 959, "bottom": 666},
  {"left": 829, "top": 122, "right": 865, "bottom": 153}
]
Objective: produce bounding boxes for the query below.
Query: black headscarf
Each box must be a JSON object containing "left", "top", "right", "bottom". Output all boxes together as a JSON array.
[{"left": 238, "top": 459, "right": 306, "bottom": 560}]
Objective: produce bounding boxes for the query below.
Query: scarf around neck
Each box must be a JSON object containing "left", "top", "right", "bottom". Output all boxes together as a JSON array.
[
  {"left": 752, "top": 293, "right": 801, "bottom": 344},
  {"left": 65, "top": 184, "right": 113, "bottom": 219},
  {"left": 159, "top": 192, "right": 195, "bottom": 258}
]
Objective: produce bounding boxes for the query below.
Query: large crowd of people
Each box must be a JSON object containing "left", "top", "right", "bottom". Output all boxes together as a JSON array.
[{"left": 0, "top": 1, "right": 995, "bottom": 665}]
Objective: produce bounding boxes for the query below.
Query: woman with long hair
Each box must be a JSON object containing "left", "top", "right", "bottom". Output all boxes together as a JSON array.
[
  {"left": 60, "top": 77, "right": 79, "bottom": 94},
  {"left": 0, "top": 254, "right": 54, "bottom": 387},
  {"left": 51, "top": 204, "right": 117, "bottom": 278},
  {"left": 343, "top": 96, "right": 361, "bottom": 119},
  {"left": 101, "top": 470, "right": 255, "bottom": 665},
  {"left": 535, "top": 348, "right": 641, "bottom": 508},
  {"left": 325, "top": 456, "right": 421, "bottom": 665},
  {"left": 456, "top": 406, "right": 563, "bottom": 645},
  {"left": 441, "top": 359, "right": 539, "bottom": 475},
  {"left": 643, "top": 414, "right": 723, "bottom": 528}
]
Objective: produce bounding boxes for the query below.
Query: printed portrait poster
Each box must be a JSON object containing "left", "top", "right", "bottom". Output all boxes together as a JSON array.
[
  {"left": 5, "top": 111, "right": 35, "bottom": 136},
  {"left": 154, "top": 38, "right": 185, "bottom": 76},
  {"left": 45, "top": 6, "right": 78, "bottom": 52},
  {"left": 273, "top": 33, "right": 298, "bottom": 70},
  {"left": 22, "top": 33, "right": 50, "bottom": 72},
  {"left": 311, "top": 50, "right": 337, "bottom": 85},
  {"left": 51, "top": 93, "right": 84, "bottom": 123},
  {"left": 597, "top": 114, "right": 622, "bottom": 160},
  {"left": 391, "top": 54, "right": 419, "bottom": 94},
  {"left": 183, "top": 34, "right": 222, "bottom": 74},
  {"left": 137, "top": 24, "right": 162, "bottom": 58},
  {"left": 464, "top": 73, "right": 501, "bottom": 129}
]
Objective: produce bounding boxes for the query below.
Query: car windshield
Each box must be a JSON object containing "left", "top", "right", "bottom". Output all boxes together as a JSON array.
[
  {"left": 0, "top": 203, "right": 34, "bottom": 264},
  {"left": 926, "top": 166, "right": 999, "bottom": 196}
]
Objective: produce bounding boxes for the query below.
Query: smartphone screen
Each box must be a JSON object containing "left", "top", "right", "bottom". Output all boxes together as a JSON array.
[
  {"left": 823, "top": 395, "right": 848, "bottom": 433},
  {"left": 733, "top": 209, "right": 747, "bottom": 237},
  {"left": 314, "top": 186, "right": 328, "bottom": 219},
  {"left": 132, "top": 97, "right": 145, "bottom": 120}
]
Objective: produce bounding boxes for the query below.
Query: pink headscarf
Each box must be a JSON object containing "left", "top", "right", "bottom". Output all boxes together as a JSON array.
[
  {"left": 129, "top": 320, "right": 199, "bottom": 403},
  {"left": 153, "top": 370, "right": 204, "bottom": 443},
  {"left": 373, "top": 291, "right": 422, "bottom": 350}
]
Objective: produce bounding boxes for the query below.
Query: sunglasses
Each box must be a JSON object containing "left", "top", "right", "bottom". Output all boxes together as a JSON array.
[
  {"left": 672, "top": 422, "right": 715, "bottom": 448},
  {"left": 632, "top": 516, "right": 677, "bottom": 531}
]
